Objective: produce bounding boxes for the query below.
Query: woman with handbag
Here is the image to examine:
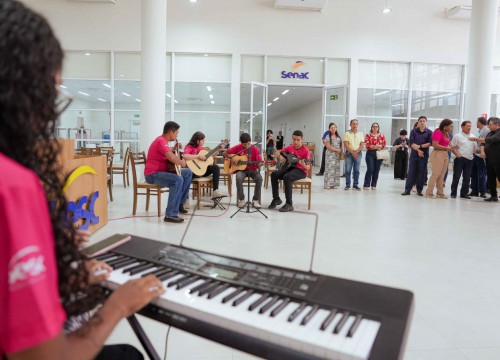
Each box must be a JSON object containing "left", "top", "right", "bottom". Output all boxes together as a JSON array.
[
  {"left": 324, "top": 123, "right": 343, "bottom": 189},
  {"left": 363, "top": 122, "right": 387, "bottom": 190}
]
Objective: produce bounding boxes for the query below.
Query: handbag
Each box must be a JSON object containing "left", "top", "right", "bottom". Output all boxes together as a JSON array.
[
  {"left": 376, "top": 149, "right": 389, "bottom": 160},
  {"left": 340, "top": 151, "right": 346, "bottom": 160}
]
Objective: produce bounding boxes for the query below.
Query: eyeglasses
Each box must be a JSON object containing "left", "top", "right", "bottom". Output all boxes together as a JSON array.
[{"left": 55, "top": 86, "right": 73, "bottom": 116}]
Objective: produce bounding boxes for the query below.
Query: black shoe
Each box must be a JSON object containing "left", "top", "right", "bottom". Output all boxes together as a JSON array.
[
  {"left": 353, "top": 186, "right": 361, "bottom": 191},
  {"left": 469, "top": 192, "right": 479, "bottom": 197},
  {"left": 279, "top": 203, "right": 294, "bottom": 212},
  {"left": 164, "top": 216, "right": 184, "bottom": 223},
  {"left": 268, "top": 198, "right": 283, "bottom": 209},
  {"left": 315, "top": 173, "right": 324, "bottom": 176},
  {"left": 178, "top": 206, "right": 188, "bottom": 214},
  {"left": 460, "top": 195, "right": 471, "bottom": 199},
  {"left": 401, "top": 191, "right": 411, "bottom": 196},
  {"left": 484, "top": 197, "right": 498, "bottom": 202},
  {"left": 479, "top": 193, "right": 487, "bottom": 198},
  {"left": 450, "top": 194, "right": 456, "bottom": 199},
  {"left": 417, "top": 192, "right": 423, "bottom": 197}
]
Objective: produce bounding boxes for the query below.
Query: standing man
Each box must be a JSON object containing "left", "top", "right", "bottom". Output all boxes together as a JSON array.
[
  {"left": 226, "top": 132, "right": 263, "bottom": 208},
  {"left": 402, "top": 116, "right": 433, "bottom": 196},
  {"left": 144, "top": 121, "right": 193, "bottom": 223},
  {"left": 471, "top": 117, "right": 500, "bottom": 202},
  {"left": 269, "top": 130, "right": 310, "bottom": 212},
  {"left": 450, "top": 121, "right": 475, "bottom": 199},
  {"left": 469, "top": 116, "right": 490, "bottom": 198},
  {"left": 276, "top": 130, "right": 284, "bottom": 150},
  {"left": 315, "top": 128, "right": 329, "bottom": 176},
  {"left": 343, "top": 119, "right": 365, "bottom": 190}
]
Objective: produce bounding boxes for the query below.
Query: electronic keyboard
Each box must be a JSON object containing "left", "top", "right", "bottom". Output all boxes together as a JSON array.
[{"left": 95, "top": 236, "right": 413, "bottom": 360}]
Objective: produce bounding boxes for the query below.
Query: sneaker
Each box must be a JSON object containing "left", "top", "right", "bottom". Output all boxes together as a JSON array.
[
  {"left": 344, "top": 186, "right": 350, "bottom": 190},
  {"left": 183, "top": 199, "right": 190, "bottom": 209},
  {"left": 353, "top": 186, "right": 361, "bottom": 191},
  {"left": 417, "top": 192, "right": 423, "bottom": 197},
  {"left": 212, "top": 189, "right": 227, "bottom": 199},
  {"left": 268, "top": 198, "right": 283, "bottom": 209},
  {"left": 237, "top": 199, "right": 246, "bottom": 208},
  {"left": 371, "top": 187, "right": 376, "bottom": 190},
  {"left": 401, "top": 191, "right": 411, "bottom": 196},
  {"left": 164, "top": 216, "right": 184, "bottom": 223},
  {"left": 450, "top": 194, "right": 457, "bottom": 199},
  {"left": 484, "top": 196, "right": 498, "bottom": 202},
  {"left": 252, "top": 200, "right": 261, "bottom": 208},
  {"left": 315, "top": 173, "right": 324, "bottom": 176},
  {"left": 469, "top": 191, "right": 479, "bottom": 197},
  {"left": 363, "top": 187, "right": 370, "bottom": 190},
  {"left": 279, "top": 203, "right": 294, "bottom": 212},
  {"left": 178, "top": 205, "right": 188, "bottom": 214},
  {"left": 479, "top": 192, "right": 487, "bottom": 198}
]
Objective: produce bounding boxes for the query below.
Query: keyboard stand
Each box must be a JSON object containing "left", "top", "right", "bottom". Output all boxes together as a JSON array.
[{"left": 127, "top": 314, "right": 161, "bottom": 360}]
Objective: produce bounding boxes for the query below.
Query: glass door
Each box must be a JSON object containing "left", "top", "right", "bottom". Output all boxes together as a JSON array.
[
  {"left": 323, "top": 86, "right": 348, "bottom": 133},
  {"left": 250, "top": 81, "right": 267, "bottom": 153}
]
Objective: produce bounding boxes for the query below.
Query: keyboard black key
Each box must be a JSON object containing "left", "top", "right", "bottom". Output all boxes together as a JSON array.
[
  {"left": 112, "top": 258, "right": 137, "bottom": 270},
  {"left": 248, "top": 293, "right": 270, "bottom": 311},
  {"left": 301, "top": 305, "right": 319, "bottom": 326},
  {"left": 129, "top": 263, "right": 155, "bottom": 275},
  {"left": 320, "top": 309, "right": 338, "bottom": 331},
  {"left": 222, "top": 287, "right": 243, "bottom": 304},
  {"left": 259, "top": 295, "right": 280, "bottom": 314},
  {"left": 270, "top": 298, "right": 290, "bottom": 317},
  {"left": 167, "top": 274, "right": 189, "bottom": 287},
  {"left": 198, "top": 281, "right": 221, "bottom": 297},
  {"left": 176, "top": 276, "right": 199, "bottom": 290},
  {"left": 232, "top": 291, "right": 254, "bottom": 307},
  {"left": 333, "top": 312, "right": 350, "bottom": 334},
  {"left": 288, "top": 302, "right": 307, "bottom": 322},
  {"left": 141, "top": 268, "right": 170, "bottom": 278},
  {"left": 347, "top": 314, "right": 363, "bottom": 337},
  {"left": 106, "top": 256, "right": 127, "bottom": 266},
  {"left": 207, "top": 283, "right": 230, "bottom": 299},
  {"left": 189, "top": 280, "right": 212, "bottom": 294},
  {"left": 158, "top": 270, "right": 179, "bottom": 281},
  {"left": 122, "top": 261, "right": 147, "bottom": 273}
]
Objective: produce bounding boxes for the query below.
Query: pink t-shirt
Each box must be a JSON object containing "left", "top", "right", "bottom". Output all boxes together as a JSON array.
[
  {"left": 183, "top": 144, "right": 203, "bottom": 155},
  {"left": 281, "top": 144, "right": 310, "bottom": 175},
  {"left": 226, "top": 144, "right": 262, "bottom": 171},
  {"left": 432, "top": 129, "right": 450, "bottom": 147},
  {"left": 144, "top": 136, "right": 170, "bottom": 175},
  {"left": 0, "top": 154, "right": 65, "bottom": 355}
]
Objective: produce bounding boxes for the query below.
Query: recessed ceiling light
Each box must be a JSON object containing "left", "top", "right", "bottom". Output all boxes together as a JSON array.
[
  {"left": 207, "top": 85, "right": 212, "bottom": 91},
  {"left": 211, "top": 100, "right": 215, "bottom": 104},
  {"left": 382, "top": 7, "right": 392, "bottom": 14},
  {"left": 204, "top": 54, "right": 208, "bottom": 57},
  {"left": 174, "top": 100, "right": 178, "bottom": 103},
  {"left": 166, "top": 93, "right": 171, "bottom": 98},
  {"left": 103, "top": 83, "right": 111, "bottom": 88},
  {"left": 120, "top": 74, "right": 124, "bottom": 77},
  {"left": 85, "top": 53, "right": 90, "bottom": 56},
  {"left": 267, "top": 103, "right": 272, "bottom": 106},
  {"left": 60, "top": 85, "right": 67, "bottom": 89},
  {"left": 77, "top": 91, "right": 89, "bottom": 96},
  {"left": 281, "top": 89, "right": 289, "bottom": 95},
  {"left": 135, "top": 98, "right": 141, "bottom": 102},
  {"left": 189, "top": 0, "right": 198, "bottom": 3},
  {"left": 209, "top": 94, "right": 213, "bottom": 99},
  {"left": 273, "top": 97, "right": 279, "bottom": 102},
  {"left": 122, "top": 92, "right": 130, "bottom": 97},
  {"left": 97, "top": 98, "right": 106, "bottom": 102}
]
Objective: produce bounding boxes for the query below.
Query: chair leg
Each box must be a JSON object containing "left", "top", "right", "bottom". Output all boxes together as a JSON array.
[
  {"left": 157, "top": 189, "right": 161, "bottom": 217},
  {"left": 123, "top": 172, "right": 127, "bottom": 188},
  {"left": 308, "top": 186, "right": 311, "bottom": 210},
  {"left": 133, "top": 188, "right": 138, "bottom": 215},
  {"left": 197, "top": 185, "right": 202, "bottom": 210},
  {"left": 108, "top": 182, "right": 113, "bottom": 201},
  {"left": 146, "top": 189, "right": 150, "bottom": 211},
  {"left": 126, "top": 171, "right": 130, "bottom": 187}
]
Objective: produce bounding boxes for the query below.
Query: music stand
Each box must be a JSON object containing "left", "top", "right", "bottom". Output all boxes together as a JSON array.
[{"left": 230, "top": 146, "right": 267, "bottom": 219}]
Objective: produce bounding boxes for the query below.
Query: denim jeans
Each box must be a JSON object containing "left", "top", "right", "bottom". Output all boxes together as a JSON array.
[
  {"left": 344, "top": 152, "right": 362, "bottom": 187},
  {"left": 470, "top": 155, "right": 487, "bottom": 194},
  {"left": 363, "top": 150, "right": 383, "bottom": 188},
  {"left": 145, "top": 168, "right": 192, "bottom": 217},
  {"left": 450, "top": 157, "right": 473, "bottom": 197}
]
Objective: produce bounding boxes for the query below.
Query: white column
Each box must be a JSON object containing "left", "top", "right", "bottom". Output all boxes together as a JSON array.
[
  {"left": 140, "top": 0, "right": 167, "bottom": 153},
  {"left": 464, "top": 0, "right": 498, "bottom": 121},
  {"left": 230, "top": 53, "right": 241, "bottom": 147}
]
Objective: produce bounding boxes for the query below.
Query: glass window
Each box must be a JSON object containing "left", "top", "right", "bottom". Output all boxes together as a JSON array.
[
  {"left": 174, "top": 82, "right": 230, "bottom": 112},
  {"left": 174, "top": 112, "right": 230, "bottom": 146},
  {"left": 241, "top": 55, "right": 264, "bottom": 83},
  {"left": 411, "top": 91, "right": 460, "bottom": 120},
  {"left": 357, "top": 89, "right": 408, "bottom": 118},
  {"left": 175, "top": 54, "right": 231, "bottom": 82},
  {"left": 359, "top": 61, "right": 409, "bottom": 90},
  {"left": 326, "top": 59, "right": 349, "bottom": 86},
  {"left": 412, "top": 63, "right": 462, "bottom": 92}
]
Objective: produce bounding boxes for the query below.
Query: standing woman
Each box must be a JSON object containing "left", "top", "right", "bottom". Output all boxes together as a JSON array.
[
  {"left": 265, "top": 129, "right": 276, "bottom": 160},
  {"left": 363, "top": 122, "right": 387, "bottom": 190},
  {"left": 393, "top": 129, "right": 409, "bottom": 180},
  {"left": 426, "top": 119, "right": 456, "bottom": 199},
  {"left": 324, "top": 123, "right": 342, "bottom": 189},
  {"left": 0, "top": 2, "right": 164, "bottom": 359}
]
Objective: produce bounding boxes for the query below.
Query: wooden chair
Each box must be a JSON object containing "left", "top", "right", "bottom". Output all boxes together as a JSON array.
[
  {"left": 77, "top": 147, "right": 101, "bottom": 156},
  {"left": 219, "top": 166, "right": 232, "bottom": 196},
  {"left": 105, "top": 149, "right": 114, "bottom": 201},
  {"left": 263, "top": 151, "right": 277, "bottom": 189},
  {"left": 129, "top": 150, "right": 169, "bottom": 217},
  {"left": 112, "top": 146, "right": 130, "bottom": 188},
  {"left": 289, "top": 164, "right": 313, "bottom": 210},
  {"left": 191, "top": 177, "right": 213, "bottom": 209}
]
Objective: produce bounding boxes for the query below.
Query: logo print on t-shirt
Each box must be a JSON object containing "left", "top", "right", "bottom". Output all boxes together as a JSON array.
[{"left": 8, "top": 246, "right": 46, "bottom": 287}]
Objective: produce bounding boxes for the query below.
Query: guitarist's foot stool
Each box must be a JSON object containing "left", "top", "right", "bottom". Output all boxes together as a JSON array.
[{"left": 205, "top": 195, "right": 227, "bottom": 210}]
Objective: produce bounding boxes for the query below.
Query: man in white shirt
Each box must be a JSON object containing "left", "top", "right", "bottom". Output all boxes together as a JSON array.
[{"left": 450, "top": 120, "right": 476, "bottom": 199}]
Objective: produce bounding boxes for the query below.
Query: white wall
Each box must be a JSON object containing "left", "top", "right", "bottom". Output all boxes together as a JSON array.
[{"left": 21, "top": 0, "right": 500, "bottom": 65}]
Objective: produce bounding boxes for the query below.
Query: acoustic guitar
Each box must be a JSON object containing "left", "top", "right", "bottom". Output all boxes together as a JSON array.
[
  {"left": 186, "top": 139, "right": 228, "bottom": 176},
  {"left": 167, "top": 139, "right": 181, "bottom": 175},
  {"left": 223, "top": 155, "right": 264, "bottom": 174},
  {"left": 280, "top": 152, "right": 313, "bottom": 170}
]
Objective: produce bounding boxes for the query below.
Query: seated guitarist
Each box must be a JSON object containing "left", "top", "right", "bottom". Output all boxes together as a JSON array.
[
  {"left": 268, "top": 130, "right": 310, "bottom": 212},
  {"left": 144, "top": 121, "right": 193, "bottom": 223},
  {"left": 225, "top": 132, "right": 263, "bottom": 208},
  {"left": 183, "top": 131, "right": 227, "bottom": 199}
]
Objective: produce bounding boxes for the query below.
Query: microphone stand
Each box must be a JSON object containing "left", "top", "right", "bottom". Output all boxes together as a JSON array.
[{"left": 230, "top": 142, "right": 267, "bottom": 219}]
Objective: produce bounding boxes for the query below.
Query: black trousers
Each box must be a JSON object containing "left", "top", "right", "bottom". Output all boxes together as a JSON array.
[
  {"left": 394, "top": 150, "right": 408, "bottom": 179},
  {"left": 450, "top": 157, "right": 473, "bottom": 197},
  {"left": 486, "top": 158, "right": 500, "bottom": 197},
  {"left": 193, "top": 164, "right": 220, "bottom": 190},
  {"left": 271, "top": 167, "right": 306, "bottom": 205},
  {"left": 95, "top": 344, "right": 144, "bottom": 360},
  {"left": 318, "top": 146, "right": 327, "bottom": 173}
]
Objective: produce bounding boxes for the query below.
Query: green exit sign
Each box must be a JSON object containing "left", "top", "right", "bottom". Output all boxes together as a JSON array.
[
  {"left": 134, "top": 114, "right": 140, "bottom": 118},
  {"left": 330, "top": 95, "right": 339, "bottom": 100}
]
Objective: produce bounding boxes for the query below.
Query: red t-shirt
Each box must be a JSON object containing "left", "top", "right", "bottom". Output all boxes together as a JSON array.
[
  {"left": 144, "top": 136, "right": 170, "bottom": 176},
  {"left": 365, "top": 133, "right": 387, "bottom": 150},
  {"left": 432, "top": 129, "right": 450, "bottom": 147},
  {"left": 0, "top": 154, "right": 65, "bottom": 355},
  {"left": 226, "top": 144, "right": 262, "bottom": 171},
  {"left": 281, "top": 144, "right": 310, "bottom": 175},
  {"left": 183, "top": 144, "right": 203, "bottom": 155}
]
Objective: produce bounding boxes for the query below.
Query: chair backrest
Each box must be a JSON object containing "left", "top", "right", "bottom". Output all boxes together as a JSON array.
[
  {"left": 121, "top": 146, "right": 131, "bottom": 170},
  {"left": 78, "top": 147, "right": 101, "bottom": 156},
  {"left": 129, "top": 150, "right": 147, "bottom": 187},
  {"left": 105, "top": 148, "right": 114, "bottom": 175}
]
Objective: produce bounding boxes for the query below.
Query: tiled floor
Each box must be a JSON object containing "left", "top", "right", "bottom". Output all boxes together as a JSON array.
[{"left": 92, "top": 166, "right": 500, "bottom": 360}]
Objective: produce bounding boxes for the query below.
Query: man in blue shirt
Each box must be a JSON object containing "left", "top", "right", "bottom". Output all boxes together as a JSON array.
[{"left": 402, "top": 116, "right": 433, "bottom": 196}]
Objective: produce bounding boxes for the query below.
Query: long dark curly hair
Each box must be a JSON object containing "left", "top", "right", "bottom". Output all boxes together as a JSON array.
[
  {"left": 0, "top": 0, "right": 103, "bottom": 318},
  {"left": 187, "top": 131, "right": 205, "bottom": 147}
]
